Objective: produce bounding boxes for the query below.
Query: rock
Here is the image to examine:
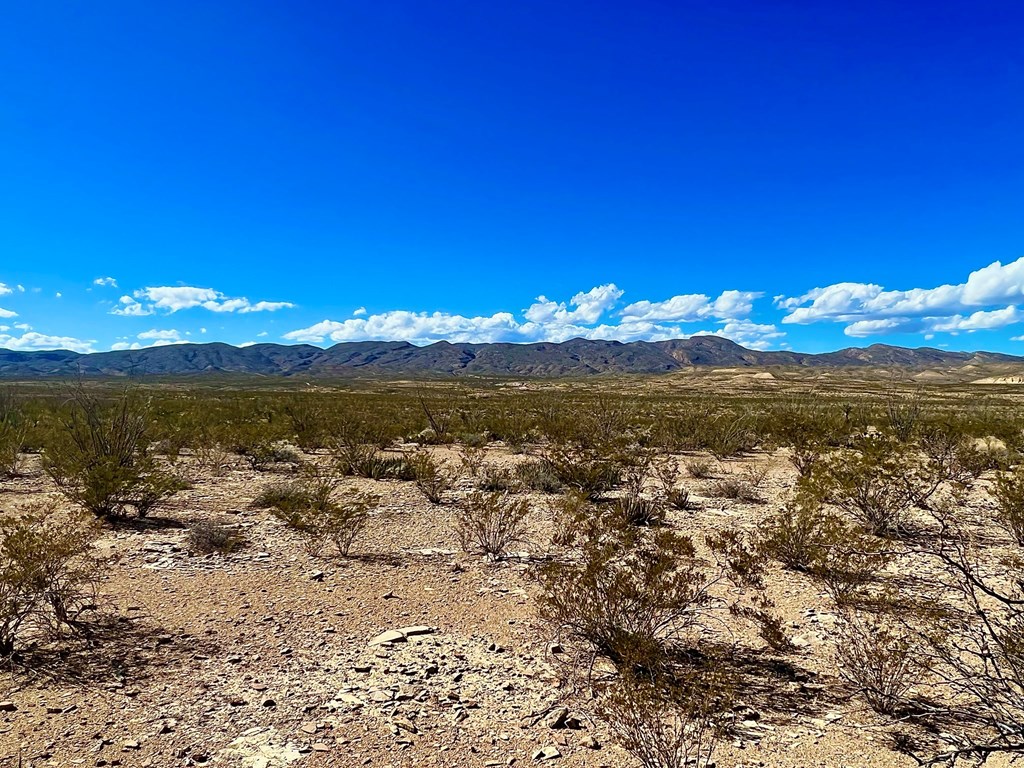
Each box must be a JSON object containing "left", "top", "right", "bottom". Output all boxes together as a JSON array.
[
  {"left": 579, "top": 734, "right": 600, "bottom": 749},
  {"left": 368, "top": 630, "right": 407, "bottom": 647},
  {"left": 0, "top": 701, "right": 17, "bottom": 712},
  {"left": 368, "top": 626, "right": 435, "bottom": 646},
  {"left": 532, "top": 746, "right": 561, "bottom": 761},
  {"left": 544, "top": 707, "right": 569, "bottom": 729},
  {"left": 309, "top": 570, "right": 325, "bottom": 582}
]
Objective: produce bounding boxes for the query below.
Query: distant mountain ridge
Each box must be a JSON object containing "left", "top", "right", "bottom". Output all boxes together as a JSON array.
[{"left": 0, "top": 336, "right": 1021, "bottom": 378}]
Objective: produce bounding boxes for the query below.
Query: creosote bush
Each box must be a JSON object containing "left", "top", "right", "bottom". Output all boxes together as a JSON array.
[
  {"left": 836, "top": 614, "right": 924, "bottom": 715},
  {"left": 410, "top": 450, "right": 452, "bottom": 504},
  {"left": 255, "top": 472, "right": 376, "bottom": 557},
  {"left": 992, "top": 466, "right": 1024, "bottom": 545},
  {"left": 0, "top": 507, "right": 99, "bottom": 656},
  {"left": 43, "top": 387, "right": 184, "bottom": 519},
  {"left": 454, "top": 491, "right": 531, "bottom": 560}
]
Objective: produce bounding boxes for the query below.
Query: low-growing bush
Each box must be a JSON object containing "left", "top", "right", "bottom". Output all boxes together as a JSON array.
[
  {"left": 685, "top": 459, "right": 715, "bottom": 480},
  {"left": 596, "top": 668, "right": 728, "bottom": 768},
  {"left": 0, "top": 507, "right": 99, "bottom": 656},
  {"left": 538, "top": 525, "right": 711, "bottom": 672},
  {"left": 542, "top": 444, "right": 621, "bottom": 500},
  {"left": 992, "top": 466, "right": 1024, "bottom": 545},
  {"left": 454, "top": 491, "right": 531, "bottom": 560},
  {"left": 836, "top": 614, "right": 924, "bottom": 715},
  {"left": 335, "top": 444, "right": 415, "bottom": 480},
  {"left": 255, "top": 473, "right": 375, "bottom": 557},
  {"left": 806, "top": 438, "right": 919, "bottom": 537},
  {"left": 611, "top": 489, "right": 666, "bottom": 527},
  {"left": 514, "top": 459, "right": 564, "bottom": 494},
  {"left": 758, "top": 491, "right": 847, "bottom": 572},
  {"left": 477, "top": 465, "right": 516, "bottom": 492},
  {"left": 410, "top": 450, "right": 452, "bottom": 504},
  {"left": 187, "top": 519, "right": 245, "bottom": 554}
]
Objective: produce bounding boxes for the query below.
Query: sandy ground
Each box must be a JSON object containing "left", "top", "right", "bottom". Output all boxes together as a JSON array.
[{"left": 0, "top": 444, "right": 999, "bottom": 768}]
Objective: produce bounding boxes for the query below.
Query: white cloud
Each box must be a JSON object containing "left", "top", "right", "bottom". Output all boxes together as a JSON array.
[
  {"left": 0, "top": 284, "right": 10, "bottom": 296},
  {"left": 353, "top": 307, "right": 367, "bottom": 316},
  {"left": 0, "top": 331, "right": 95, "bottom": 354},
  {"left": 0, "top": 307, "right": 16, "bottom": 319},
  {"left": 257, "top": 331, "right": 269, "bottom": 337},
  {"left": 93, "top": 277, "right": 118, "bottom": 287},
  {"left": 523, "top": 284, "right": 623, "bottom": 325},
  {"left": 777, "top": 256, "right": 1024, "bottom": 338},
  {"left": 111, "top": 286, "right": 295, "bottom": 316},
  {"left": 283, "top": 284, "right": 784, "bottom": 350},
  {"left": 620, "top": 289, "right": 760, "bottom": 323},
  {"left": 137, "top": 328, "right": 182, "bottom": 341}
]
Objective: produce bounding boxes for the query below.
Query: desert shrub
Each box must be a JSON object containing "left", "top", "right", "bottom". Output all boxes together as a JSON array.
[
  {"left": 836, "top": 614, "right": 924, "bottom": 715},
  {"left": 0, "top": 508, "right": 99, "bottom": 656},
  {"left": 806, "top": 438, "right": 920, "bottom": 537},
  {"left": 652, "top": 458, "right": 692, "bottom": 512},
  {"left": 596, "top": 668, "right": 728, "bottom": 768},
  {"left": 410, "top": 450, "right": 452, "bottom": 504},
  {"left": 256, "top": 473, "right": 375, "bottom": 557},
  {"left": 991, "top": 467, "right": 1024, "bottom": 545},
  {"left": 703, "top": 413, "right": 757, "bottom": 460},
  {"left": 514, "top": 459, "right": 564, "bottom": 494},
  {"left": 550, "top": 490, "right": 594, "bottom": 547},
  {"left": 282, "top": 394, "right": 330, "bottom": 452},
  {"left": 454, "top": 491, "right": 531, "bottom": 560},
  {"left": 235, "top": 436, "right": 303, "bottom": 472},
  {"left": 335, "top": 444, "right": 414, "bottom": 480},
  {"left": 885, "top": 389, "right": 924, "bottom": 442},
  {"left": 457, "top": 443, "right": 487, "bottom": 477},
  {"left": 685, "top": 459, "right": 715, "bottom": 479},
  {"left": 611, "top": 489, "right": 666, "bottom": 527},
  {"left": 187, "top": 519, "right": 245, "bottom": 554},
  {"left": 711, "top": 469, "right": 761, "bottom": 503},
  {"left": 758, "top": 492, "right": 849, "bottom": 572},
  {"left": 538, "top": 525, "right": 712, "bottom": 672},
  {"left": 542, "top": 443, "right": 621, "bottom": 500},
  {"left": 0, "top": 389, "right": 25, "bottom": 478},
  {"left": 43, "top": 387, "right": 183, "bottom": 519},
  {"left": 477, "top": 465, "right": 516, "bottom": 492}
]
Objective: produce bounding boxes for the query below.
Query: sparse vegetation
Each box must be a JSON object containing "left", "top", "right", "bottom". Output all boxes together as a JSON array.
[
  {"left": 454, "top": 490, "right": 531, "bottom": 560},
  {"left": 0, "top": 507, "right": 99, "bottom": 656}
]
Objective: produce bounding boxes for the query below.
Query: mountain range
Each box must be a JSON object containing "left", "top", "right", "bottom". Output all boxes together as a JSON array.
[{"left": 1, "top": 336, "right": 1023, "bottom": 378}]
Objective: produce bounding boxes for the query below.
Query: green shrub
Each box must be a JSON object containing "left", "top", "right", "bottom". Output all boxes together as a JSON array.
[
  {"left": 992, "top": 467, "right": 1024, "bottom": 545},
  {"left": 334, "top": 444, "right": 414, "bottom": 480},
  {"left": 410, "top": 450, "right": 452, "bottom": 504},
  {"left": 514, "top": 459, "right": 564, "bottom": 494},
  {"left": 256, "top": 473, "right": 375, "bottom": 557},
  {"left": 43, "top": 387, "right": 183, "bottom": 519},
  {"left": 541, "top": 444, "right": 621, "bottom": 500},
  {"left": 454, "top": 491, "right": 531, "bottom": 560},
  {"left": 0, "top": 508, "right": 99, "bottom": 656}
]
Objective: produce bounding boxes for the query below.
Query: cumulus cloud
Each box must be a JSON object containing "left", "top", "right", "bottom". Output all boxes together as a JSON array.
[
  {"left": 93, "top": 277, "right": 118, "bottom": 287},
  {"left": 620, "top": 290, "right": 761, "bottom": 323},
  {"left": 137, "top": 328, "right": 182, "bottom": 341},
  {"left": 283, "top": 284, "right": 782, "bottom": 349},
  {"left": 523, "top": 284, "right": 624, "bottom": 325},
  {"left": 0, "top": 307, "right": 16, "bottom": 319},
  {"left": 111, "top": 286, "right": 295, "bottom": 316},
  {"left": 0, "top": 284, "right": 10, "bottom": 296},
  {"left": 0, "top": 331, "right": 95, "bottom": 354},
  {"left": 777, "top": 256, "right": 1024, "bottom": 338}
]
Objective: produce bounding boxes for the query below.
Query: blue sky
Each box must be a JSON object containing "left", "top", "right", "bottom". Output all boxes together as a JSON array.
[{"left": 1, "top": 1, "right": 1023, "bottom": 354}]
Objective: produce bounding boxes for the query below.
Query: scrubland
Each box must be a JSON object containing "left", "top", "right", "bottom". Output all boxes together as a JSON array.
[{"left": 1, "top": 373, "right": 1023, "bottom": 767}]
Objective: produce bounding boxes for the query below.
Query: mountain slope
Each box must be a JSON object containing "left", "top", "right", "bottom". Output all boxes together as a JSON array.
[{"left": 0, "top": 337, "right": 1021, "bottom": 378}]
